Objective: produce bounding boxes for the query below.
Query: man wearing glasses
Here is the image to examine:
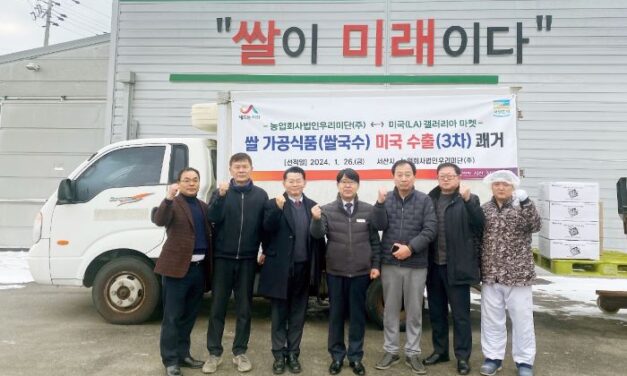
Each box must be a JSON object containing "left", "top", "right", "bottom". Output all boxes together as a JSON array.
[
  {"left": 424, "top": 163, "right": 485, "bottom": 375},
  {"left": 152, "top": 168, "right": 212, "bottom": 376},
  {"left": 310, "top": 168, "right": 381, "bottom": 376}
]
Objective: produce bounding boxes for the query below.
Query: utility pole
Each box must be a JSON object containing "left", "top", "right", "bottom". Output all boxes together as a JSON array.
[{"left": 43, "top": 0, "right": 54, "bottom": 46}]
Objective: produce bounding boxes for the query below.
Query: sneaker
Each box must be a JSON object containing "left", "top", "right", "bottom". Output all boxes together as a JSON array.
[
  {"left": 233, "top": 354, "right": 253, "bottom": 372},
  {"left": 202, "top": 355, "right": 222, "bottom": 374},
  {"left": 516, "top": 363, "right": 533, "bottom": 376},
  {"left": 375, "top": 352, "right": 400, "bottom": 370},
  {"left": 405, "top": 355, "right": 427, "bottom": 374},
  {"left": 479, "top": 359, "right": 503, "bottom": 376}
]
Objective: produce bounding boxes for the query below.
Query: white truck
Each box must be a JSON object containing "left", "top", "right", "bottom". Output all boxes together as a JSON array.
[{"left": 28, "top": 88, "right": 516, "bottom": 325}]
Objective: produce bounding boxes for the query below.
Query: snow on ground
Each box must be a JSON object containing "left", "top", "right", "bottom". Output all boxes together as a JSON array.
[
  {"left": 0, "top": 251, "right": 33, "bottom": 286},
  {"left": 2, "top": 251, "right": 626, "bottom": 320}
]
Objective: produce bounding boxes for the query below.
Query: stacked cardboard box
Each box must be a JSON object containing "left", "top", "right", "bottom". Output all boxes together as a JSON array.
[{"left": 538, "top": 182, "right": 600, "bottom": 260}]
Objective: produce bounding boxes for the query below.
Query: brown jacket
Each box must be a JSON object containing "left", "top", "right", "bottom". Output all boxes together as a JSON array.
[{"left": 152, "top": 195, "right": 212, "bottom": 287}]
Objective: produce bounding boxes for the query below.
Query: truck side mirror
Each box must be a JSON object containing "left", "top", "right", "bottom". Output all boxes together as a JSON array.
[
  {"left": 57, "top": 178, "right": 75, "bottom": 204},
  {"left": 617, "top": 178, "right": 627, "bottom": 234}
]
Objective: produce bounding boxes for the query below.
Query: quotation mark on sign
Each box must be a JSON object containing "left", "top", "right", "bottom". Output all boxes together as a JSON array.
[
  {"left": 536, "top": 15, "right": 552, "bottom": 31},
  {"left": 216, "top": 17, "right": 232, "bottom": 33}
]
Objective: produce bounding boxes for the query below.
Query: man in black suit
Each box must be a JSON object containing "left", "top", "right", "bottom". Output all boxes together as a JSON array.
[{"left": 258, "top": 166, "right": 324, "bottom": 375}]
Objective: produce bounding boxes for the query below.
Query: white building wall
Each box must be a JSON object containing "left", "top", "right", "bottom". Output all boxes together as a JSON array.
[
  {"left": 110, "top": 0, "right": 627, "bottom": 251},
  {"left": 0, "top": 38, "right": 110, "bottom": 248}
]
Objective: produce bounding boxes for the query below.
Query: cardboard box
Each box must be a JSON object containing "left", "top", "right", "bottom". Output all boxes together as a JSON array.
[
  {"left": 539, "top": 236, "right": 600, "bottom": 260},
  {"left": 538, "top": 182, "right": 599, "bottom": 202},
  {"left": 540, "top": 219, "right": 600, "bottom": 241},
  {"left": 538, "top": 200, "right": 599, "bottom": 221}
]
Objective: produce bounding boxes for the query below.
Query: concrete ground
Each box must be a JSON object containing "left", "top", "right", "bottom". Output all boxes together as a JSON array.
[{"left": 0, "top": 283, "right": 625, "bottom": 376}]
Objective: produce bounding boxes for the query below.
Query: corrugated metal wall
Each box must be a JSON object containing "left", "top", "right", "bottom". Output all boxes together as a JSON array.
[
  {"left": 0, "top": 42, "right": 109, "bottom": 247},
  {"left": 111, "top": 0, "right": 627, "bottom": 251}
]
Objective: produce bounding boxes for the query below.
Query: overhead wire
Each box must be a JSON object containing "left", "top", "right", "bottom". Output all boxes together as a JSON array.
[
  {"left": 58, "top": 0, "right": 111, "bottom": 31},
  {"left": 52, "top": 9, "right": 105, "bottom": 35}
]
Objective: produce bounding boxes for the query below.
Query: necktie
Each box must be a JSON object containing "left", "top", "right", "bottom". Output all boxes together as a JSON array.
[
  {"left": 294, "top": 200, "right": 302, "bottom": 208},
  {"left": 345, "top": 202, "right": 353, "bottom": 215}
]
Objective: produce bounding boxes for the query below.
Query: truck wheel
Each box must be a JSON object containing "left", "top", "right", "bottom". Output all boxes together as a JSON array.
[
  {"left": 597, "top": 297, "right": 619, "bottom": 314},
  {"left": 366, "top": 278, "right": 406, "bottom": 331},
  {"left": 92, "top": 257, "right": 160, "bottom": 324}
]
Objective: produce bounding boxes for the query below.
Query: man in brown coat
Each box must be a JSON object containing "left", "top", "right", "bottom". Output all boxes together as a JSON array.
[{"left": 153, "top": 167, "right": 212, "bottom": 376}]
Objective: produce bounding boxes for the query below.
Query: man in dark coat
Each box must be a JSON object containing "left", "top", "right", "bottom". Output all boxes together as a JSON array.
[
  {"left": 258, "top": 166, "right": 324, "bottom": 375},
  {"left": 152, "top": 167, "right": 212, "bottom": 376},
  {"left": 204, "top": 153, "right": 268, "bottom": 374},
  {"left": 424, "top": 163, "right": 485, "bottom": 375},
  {"left": 371, "top": 159, "right": 437, "bottom": 374}
]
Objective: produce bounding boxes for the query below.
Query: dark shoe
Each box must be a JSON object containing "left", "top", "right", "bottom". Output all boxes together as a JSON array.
[
  {"left": 287, "top": 354, "right": 302, "bottom": 374},
  {"left": 329, "top": 360, "right": 343, "bottom": 375},
  {"left": 273, "top": 358, "right": 286, "bottom": 375},
  {"left": 457, "top": 359, "right": 471, "bottom": 375},
  {"left": 165, "top": 365, "right": 182, "bottom": 376},
  {"left": 375, "top": 352, "right": 400, "bottom": 370},
  {"left": 179, "top": 356, "right": 203, "bottom": 369},
  {"left": 349, "top": 360, "right": 366, "bottom": 375},
  {"left": 423, "top": 352, "right": 450, "bottom": 365}
]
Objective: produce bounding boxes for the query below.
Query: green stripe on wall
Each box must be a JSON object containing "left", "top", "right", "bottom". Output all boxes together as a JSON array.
[{"left": 169, "top": 74, "right": 499, "bottom": 84}]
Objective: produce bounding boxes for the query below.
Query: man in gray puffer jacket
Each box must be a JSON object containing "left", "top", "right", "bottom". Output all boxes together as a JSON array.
[
  {"left": 310, "top": 168, "right": 381, "bottom": 376},
  {"left": 371, "top": 160, "right": 437, "bottom": 374}
]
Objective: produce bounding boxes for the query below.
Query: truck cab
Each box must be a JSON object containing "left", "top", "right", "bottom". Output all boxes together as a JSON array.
[{"left": 28, "top": 138, "right": 216, "bottom": 324}]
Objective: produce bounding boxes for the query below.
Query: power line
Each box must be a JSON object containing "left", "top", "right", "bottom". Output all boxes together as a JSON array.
[
  {"left": 52, "top": 9, "right": 106, "bottom": 34},
  {"left": 58, "top": 0, "right": 111, "bottom": 30},
  {"left": 68, "top": 0, "right": 111, "bottom": 19},
  {"left": 54, "top": 6, "right": 110, "bottom": 31},
  {"left": 56, "top": 23, "right": 91, "bottom": 38}
]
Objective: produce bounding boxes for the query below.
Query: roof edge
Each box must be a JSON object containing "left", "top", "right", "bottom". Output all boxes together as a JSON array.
[{"left": 0, "top": 34, "right": 110, "bottom": 65}]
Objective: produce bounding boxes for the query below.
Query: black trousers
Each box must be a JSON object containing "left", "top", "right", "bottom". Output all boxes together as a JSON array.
[
  {"left": 207, "top": 257, "right": 257, "bottom": 356},
  {"left": 270, "top": 262, "right": 310, "bottom": 360},
  {"left": 160, "top": 262, "right": 205, "bottom": 367},
  {"left": 327, "top": 273, "right": 370, "bottom": 362},
  {"left": 426, "top": 264, "right": 472, "bottom": 361}
]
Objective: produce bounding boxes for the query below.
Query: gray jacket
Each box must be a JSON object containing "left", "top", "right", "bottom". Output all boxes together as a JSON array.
[
  {"left": 310, "top": 196, "right": 381, "bottom": 277},
  {"left": 371, "top": 187, "right": 437, "bottom": 269}
]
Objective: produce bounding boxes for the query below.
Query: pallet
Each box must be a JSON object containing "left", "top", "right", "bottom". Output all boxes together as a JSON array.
[{"left": 533, "top": 250, "right": 627, "bottom": 278}]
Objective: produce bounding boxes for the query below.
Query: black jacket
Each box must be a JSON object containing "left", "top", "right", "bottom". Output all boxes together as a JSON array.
[
  {"left": 310, "top": 195, "right": 381, "bottom": 277},
  {"left": 207, "top": 181, "right": 268, "bottom": 260},
  {"left": 371, "top": 187, "right": 437, "bottom": 269},
  {"left": 257, "top": 193, "right": 325, "bottom": 300},
  {"left": 428, "top": 186, "right": 484, "bottom": 285}
]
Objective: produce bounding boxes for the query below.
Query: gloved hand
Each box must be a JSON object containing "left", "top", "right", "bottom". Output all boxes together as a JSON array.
[{"left": 514, "top": 189, "right": 529, "bottom": 203}]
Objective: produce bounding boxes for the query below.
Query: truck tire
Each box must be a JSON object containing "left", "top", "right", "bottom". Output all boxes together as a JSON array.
[
  {"left": 92, "top": 257, "right": 160, "bottom": 324},
  {"left": 597, "top": 296, "right": 619, "bottom": 314},
  {"left": 366, "top": 278, "right": 406, "bottom": 331}
]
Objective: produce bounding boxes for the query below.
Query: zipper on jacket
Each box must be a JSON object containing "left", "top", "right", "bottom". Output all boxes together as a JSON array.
[
  {"left": 399, "top": 200, "right": 404, "bottom": 265},
  {"left": 236, "top": 192, "right": 244, "bottom": 259},
  {"left": 348, "top": 211, "right": 353, "bottom": 277}
]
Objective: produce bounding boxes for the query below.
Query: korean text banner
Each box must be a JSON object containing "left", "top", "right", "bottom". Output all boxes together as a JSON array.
[{"left": 232, "top": 93, "right": 517, "bottom": 181}]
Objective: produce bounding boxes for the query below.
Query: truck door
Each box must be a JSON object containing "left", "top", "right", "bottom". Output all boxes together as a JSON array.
[{"left": 49, "top": 144, "right": 168, "bottom": 282}]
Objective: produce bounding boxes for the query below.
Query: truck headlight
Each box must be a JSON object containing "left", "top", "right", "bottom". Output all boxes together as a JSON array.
[{"left": 32, "top": 212, "right": 43, "bottom": 243}]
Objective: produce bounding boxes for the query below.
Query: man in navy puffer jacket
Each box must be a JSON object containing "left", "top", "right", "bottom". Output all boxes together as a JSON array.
[{"left": 371, "top": 160, "right": 437, "bottom": 374}]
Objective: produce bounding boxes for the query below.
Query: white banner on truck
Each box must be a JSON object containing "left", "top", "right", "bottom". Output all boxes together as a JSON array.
[{"left": 231, "top": 92, "right": 517, "bottom": 180}]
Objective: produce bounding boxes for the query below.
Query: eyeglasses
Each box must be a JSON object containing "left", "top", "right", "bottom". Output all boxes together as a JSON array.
[
  {"left": 180, "top": 179, "right": 199, "bottom": 184},
  {"left": 437, "top": 174, "right": 458, "bottom": 181}
]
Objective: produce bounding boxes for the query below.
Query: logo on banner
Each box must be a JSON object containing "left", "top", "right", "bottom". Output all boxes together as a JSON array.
[
  {"left": 492, "top": 99, "right": 511, "bottom": 117},
  {"left": 239, "top": 105, "right": 261, "bottom": 120}
]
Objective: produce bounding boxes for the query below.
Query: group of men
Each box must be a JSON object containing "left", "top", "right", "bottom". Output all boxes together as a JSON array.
[{"left": 152, "top": 152, "right": 541, "bottom": 376}]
